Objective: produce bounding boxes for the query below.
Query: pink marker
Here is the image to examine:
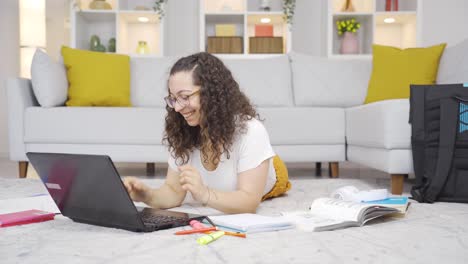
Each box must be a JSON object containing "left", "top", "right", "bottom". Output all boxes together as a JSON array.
[{"left": 190, "top": 220, "right": 206, "bottom": 229}]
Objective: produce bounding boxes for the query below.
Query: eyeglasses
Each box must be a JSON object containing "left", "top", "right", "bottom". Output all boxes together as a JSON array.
[{"left": 164, "top": 90, "right": 200, "bottom": 108}]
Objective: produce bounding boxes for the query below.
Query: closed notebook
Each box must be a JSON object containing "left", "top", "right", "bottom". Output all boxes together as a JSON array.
[
  {"left": 0, "top": 209, "right": 55, "bottom": 227},
  {"left": 207, "top": 213, "right": 294, "bottom": 233}
]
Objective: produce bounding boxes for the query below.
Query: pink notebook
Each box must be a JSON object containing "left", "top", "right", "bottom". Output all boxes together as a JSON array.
[{"left": 0, "top": 209, "right": 55, "bottom": 227}]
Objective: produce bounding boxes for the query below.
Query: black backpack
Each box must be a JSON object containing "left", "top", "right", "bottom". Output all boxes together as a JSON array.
[{"left": 410, "top": 83, "right": 468, "bottom": 203}]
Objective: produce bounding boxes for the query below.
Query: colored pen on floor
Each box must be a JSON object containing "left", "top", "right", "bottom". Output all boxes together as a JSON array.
[
  {"left": 222, "top": 231, "right": 246, "bottom": 238},
  {"left": 174, "top": 226, "right": 217, "bottom": 235}
]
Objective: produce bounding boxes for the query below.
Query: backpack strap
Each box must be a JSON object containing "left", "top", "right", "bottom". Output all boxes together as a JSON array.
[
  {"left": 409, "top": 86, "right": 427, "bottom": 186},
  {"left": 424, "top": 97, "right": 459, "bottom": 202},
  {"left": 409, "top": 86, "right": 428, "bottom": 201}
]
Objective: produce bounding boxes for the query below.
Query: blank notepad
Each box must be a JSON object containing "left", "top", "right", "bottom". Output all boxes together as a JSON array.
[{"left": 208, "top": 213, "right": 294, "bottom": 233}]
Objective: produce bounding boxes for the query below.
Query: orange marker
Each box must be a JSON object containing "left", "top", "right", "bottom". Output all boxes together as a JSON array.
[
  {"left": 222, "top": 231, "right": 247, "bottom": 238},
  {"left": 174, "top": 226, "right": 217, "bottom": 235}
]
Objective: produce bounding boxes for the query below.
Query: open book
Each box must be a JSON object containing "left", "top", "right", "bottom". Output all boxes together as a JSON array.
[
  {"left": 363, "top": 197, "right": 410, "bottom": 214},
  {"left": 281, "top": 198, "right": 399, "bottom": 232}
]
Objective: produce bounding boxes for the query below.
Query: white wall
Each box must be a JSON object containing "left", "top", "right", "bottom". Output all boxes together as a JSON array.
[
  {"left": 164, "top": 0, "right": 200, "bottom": 56},
  {"left": 46, "top": 0, "right": 69, "bottom": 60},
  {"left": 420, "top": 0, "right": 468, "bottom": 47},
  {"left": 0, "top": 0, "right": 19, "bottom": 158},
  {"left": 291, "top": 0, "right": 327, "bottom": 56}
]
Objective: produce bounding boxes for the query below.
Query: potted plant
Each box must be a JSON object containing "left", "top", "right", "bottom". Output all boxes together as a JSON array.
[
  {"left": 153, "top": 0, "right": 168, "bottom": 20},
  {"left": 336, "top": 18, "right": 361, "bottom": 54},
  {"left": 283, "top": 0, "right": 296, "bottom": 27}
]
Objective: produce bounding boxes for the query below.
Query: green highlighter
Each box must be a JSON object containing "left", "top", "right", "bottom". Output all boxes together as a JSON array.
[{"left": 196, "top": 231, "right": 225, "bottom": 245}]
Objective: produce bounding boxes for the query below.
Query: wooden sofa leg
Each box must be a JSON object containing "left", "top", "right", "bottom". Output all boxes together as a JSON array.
[
  {"left": 19, "top": 161, "right": 28, "bottom": 178},
  {"left": 146, "top": 163, "right": 155, "bottom": 176},
  {"left": 315, "top": 162, "right": 322, "bottom": 176},
  {"left": 329, "top": 162, "right": 339, "bottom": 178},
  {"left": 391, "top": 174, "right": 406, "bottom": 195}
]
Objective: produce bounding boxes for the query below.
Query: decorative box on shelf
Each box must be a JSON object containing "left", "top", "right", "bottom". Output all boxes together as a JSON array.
[
  {"left": 215, "top": 24, "right": 236, "bottom": 37},
  {"left": 207, "top": 37, "right": 243, "bottom": 54},
  {"left": 255, "top": 25, "right": 274, "bottom": 37},
  {"left": 249, "top": 37, "right": 283, "bottom": 54}
]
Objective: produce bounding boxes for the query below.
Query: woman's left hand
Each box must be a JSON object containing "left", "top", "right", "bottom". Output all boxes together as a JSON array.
[{"left": 178, "top": 165, "right": 208, "bottom": 203}]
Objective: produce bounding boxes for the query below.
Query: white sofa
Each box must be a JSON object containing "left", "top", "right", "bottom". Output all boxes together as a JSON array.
[{"left": 7, "top": 40, "right": 467, "bottom": 194}]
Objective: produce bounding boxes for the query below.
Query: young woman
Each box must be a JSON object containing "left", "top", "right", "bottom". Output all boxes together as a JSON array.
[{"left": 123, "top": 52, "right": 290, "bottom": 214}]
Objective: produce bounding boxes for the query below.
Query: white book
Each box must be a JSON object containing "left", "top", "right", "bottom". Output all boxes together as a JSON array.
[
  {"left": 0, "top": 194, "right": 60, "bottom": 215},
  {"left": 281, "top": 197, "right": 399, "bottom": 232},
  {"left": 207, "top": 213, "right": 294, "bottom": 233}
]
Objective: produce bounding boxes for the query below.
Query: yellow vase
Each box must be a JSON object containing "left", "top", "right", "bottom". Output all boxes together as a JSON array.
[{"left": 136, "top": 41, "right": 149, "bottom": 54}]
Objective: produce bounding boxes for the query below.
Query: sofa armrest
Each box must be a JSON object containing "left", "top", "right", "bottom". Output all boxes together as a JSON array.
[{"left": 6, "top": 78, "right": 39, "bottom": 161}]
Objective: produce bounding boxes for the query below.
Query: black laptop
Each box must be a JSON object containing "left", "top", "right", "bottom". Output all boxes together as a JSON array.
[{"left": 26, "top": 152, "right": 207, "bottom": 232}]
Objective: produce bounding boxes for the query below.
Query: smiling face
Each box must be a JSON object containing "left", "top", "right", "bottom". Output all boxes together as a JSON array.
[{"left": 168, "top": 71, "right": 202, "bottom": 127}]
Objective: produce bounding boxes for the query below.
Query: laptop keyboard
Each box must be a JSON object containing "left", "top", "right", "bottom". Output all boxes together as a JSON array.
[{"left": 139, "top": 210, "right": 187, "bottom": 227}]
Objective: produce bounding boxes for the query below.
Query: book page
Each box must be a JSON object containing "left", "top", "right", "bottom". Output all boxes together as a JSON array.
[
  {"left": 281, "top": 210, "right": 357, "bottom": 231},
  {"left": 309, "top": 198, "right": 373, "bottom": 222}
]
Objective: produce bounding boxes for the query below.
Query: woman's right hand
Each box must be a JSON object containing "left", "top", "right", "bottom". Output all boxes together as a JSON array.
[{"left": 123, "top": 176, "right": 152, "bottom": 203}]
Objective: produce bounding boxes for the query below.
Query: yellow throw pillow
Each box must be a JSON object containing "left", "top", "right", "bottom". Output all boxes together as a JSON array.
[
  {"left": 365, "top": 43, "right": 446, "bottom": 104},
  {"left": 61, "top": 46, "right": 131, "bottom": 106}
]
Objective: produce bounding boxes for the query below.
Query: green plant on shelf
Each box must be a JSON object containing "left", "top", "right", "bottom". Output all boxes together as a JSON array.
[
  {"left": 336, "top": 18, "right": 361, "bottom": 35},
  {"left": 283, "top": 0, "right": 296, "bottom": 26},
  {"left": 153, "top": 0, "right": 168, "bottom": 20}
]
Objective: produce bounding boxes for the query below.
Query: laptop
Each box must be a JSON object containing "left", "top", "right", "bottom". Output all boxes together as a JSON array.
[{"left": 26, "top": 152, "right": 208, "bottom": 232}]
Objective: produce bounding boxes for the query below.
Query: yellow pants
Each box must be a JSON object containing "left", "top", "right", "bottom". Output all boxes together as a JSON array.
[{"left": 262, "top": 156, "right": 292, "bottom": 201}]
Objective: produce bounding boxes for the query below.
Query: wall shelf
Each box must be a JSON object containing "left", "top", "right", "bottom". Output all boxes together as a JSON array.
[
  {"left": 328, "top": 0, "right": 421, "bottom": 58},
  {"left": 70, "top": 0, "right": 164, "bottom": 56},
  {"left": 200, "top": 0, "right": 291, "bottom": 56}
]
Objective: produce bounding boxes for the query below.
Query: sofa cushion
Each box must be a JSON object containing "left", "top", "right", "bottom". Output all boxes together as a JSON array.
[
  {"left": 437, "top": 38, "right": 468, "bottom": 84},
  {"left": 24, "top": 107, "right": 166, "bottom": 144},
  {"left": 258, "top": 107, "right": 345, "bottom": 145},
  {"left": 222, "top": 56, "right": 293, "bottom": 107},
  {"left": 345, "top": 99, "right": 411, "bottom": 149},
  {"left": 289, "top": 52, "right": 371, "bottom": 107},
  {"left": 365, "top": 44, "right": 446, "bottom": 104},
  {"left": 130, "top": 56, "right": 178, "bottom": 107},
  {"left": 61, "top": 46, "right": 131, "bottom": 106},
  {"left": 30, "top": 49, "right": 68, "bottom": 107}
]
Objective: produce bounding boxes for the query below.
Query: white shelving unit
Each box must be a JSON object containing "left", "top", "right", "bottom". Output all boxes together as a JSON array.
[
  {"left": 70, "top": 0, "right": 164, "bottom": 56},
  {"left": 327, "top": 0, "right": 421, "bottom": 58},
  {"left": 200, "top": 0, "right": 292, "bottom": 56}
]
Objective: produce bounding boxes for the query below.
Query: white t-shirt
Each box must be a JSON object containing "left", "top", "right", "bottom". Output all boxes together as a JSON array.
[{"left": 168, "top": 118, "right": 276, "bottom": 203}]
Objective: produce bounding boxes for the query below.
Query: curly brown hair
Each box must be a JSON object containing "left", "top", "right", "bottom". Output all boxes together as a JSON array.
[{"left": 163, "top": 52, "right": 258, "bottom": 166}]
